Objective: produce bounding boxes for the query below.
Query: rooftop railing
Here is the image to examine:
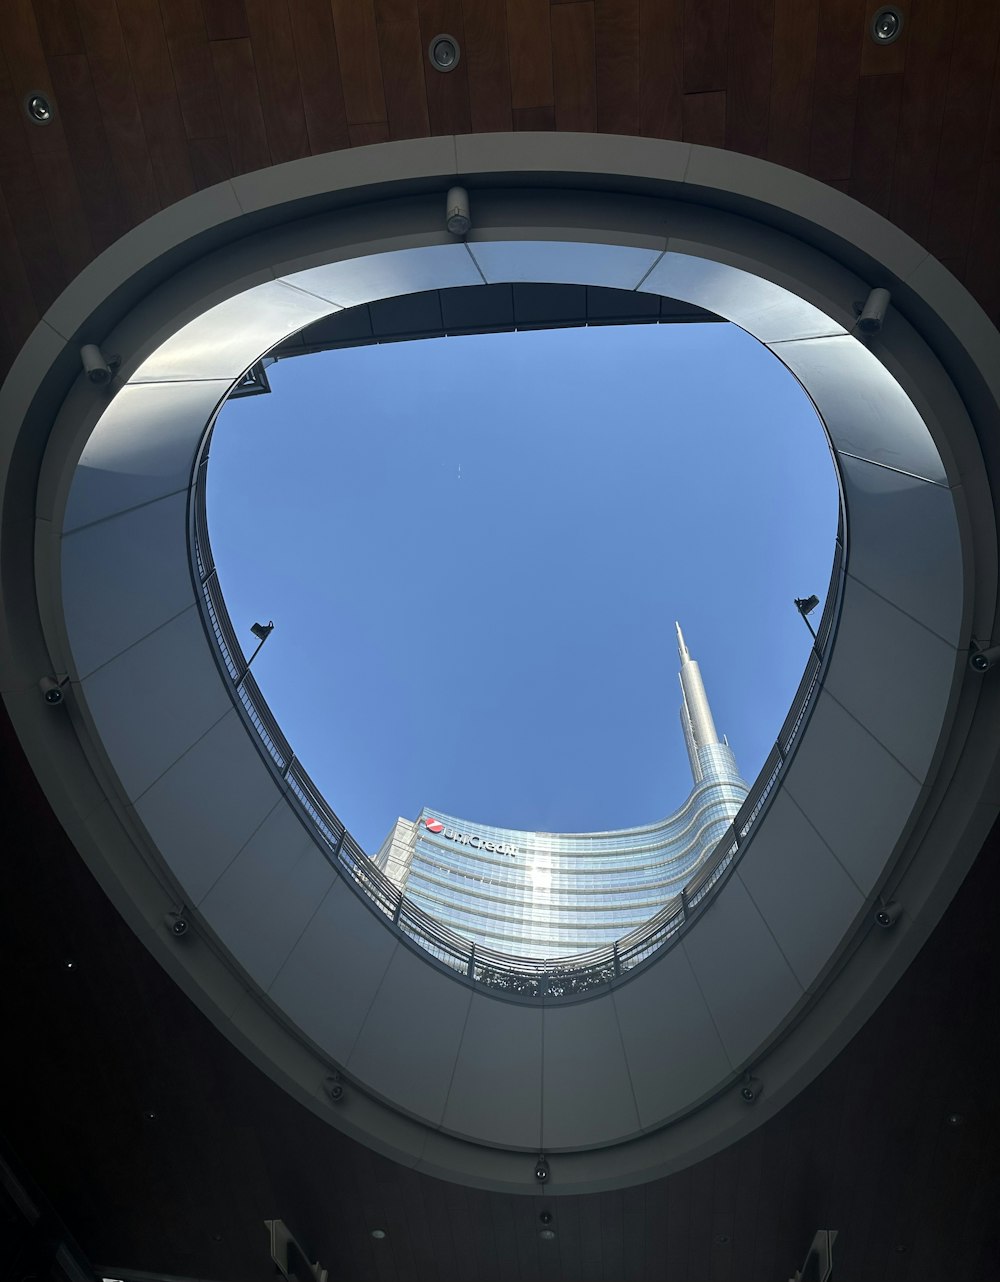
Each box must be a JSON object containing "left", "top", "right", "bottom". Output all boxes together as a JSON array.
[{"left": 191, "top": 442, "right": 842, "bottom": 1004}]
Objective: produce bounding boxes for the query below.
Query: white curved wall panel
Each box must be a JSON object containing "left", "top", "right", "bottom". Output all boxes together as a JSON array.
[
  {"left": 346, "top": 945, "right": 473, "bottom": 1125},
  {"left": 822, "top": 578, "right": 955, "bottom": 784},
  {"left": 680, "top": 875, "right": 803, "bottom": 1068},
  {"left": 839, "top": 452, "right": 963, "bottom": 644},
  {"left": 775, "top": 335, "right": 948, "bottom": 485},
  {"left": 735, "top": 791, "right": 865, "bottom": 991},
  {"left": 541, "top": 1000, "right": 639, "bottom": 1149},
  {"left": 61, "top": 492, "right": 196, "bottom": 679},
  {"left": 782, "top": 691, "right": 921, "bottom": 895},
  {"left": 612, "top": 946, "right": 731, "bottom": 1129},
  {"left": 283, "top": 243, "right": 481, "bottom": 309},
  {"left": 79, "top": 607, "right": 231, "bottom": 801},
  {"left": 130, "top": 281, "right": 337, "bottom": 383},
  {"left": 639, "top": 252, "right": 847, "bottom": 344},
  {"left": 469, "top": 240, "right": 662, "bottom": 289},
  {"left": 442, "top": 994, "right": 543, "bottom": 1149},
  {"left": 132, "top": 709, "right": 283, "bottom": 905},
  {"left": 267, "top": 878, "right": 398, "bottom": 1067},
  {"left": 199, "top": 804, "right": 335, "bottom": 992},
  {"left": 62, "top": 380, "right": 231, "bottom": 533}
]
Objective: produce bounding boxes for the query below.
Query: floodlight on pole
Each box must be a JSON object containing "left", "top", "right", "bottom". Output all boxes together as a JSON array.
[
  {"left": 237, "top": 620, "right": 274, "bottom": 687},
  {"left": 794, "top": 595, "right": 821, "bottom": 649}
]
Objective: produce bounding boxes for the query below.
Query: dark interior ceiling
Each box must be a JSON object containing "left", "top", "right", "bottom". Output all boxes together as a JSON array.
[{"left": 2, "top": 2, "right": 999, "bottom": 1280}]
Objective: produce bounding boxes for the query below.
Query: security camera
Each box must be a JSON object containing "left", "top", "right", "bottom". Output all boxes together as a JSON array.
[
  {"left": 970, "top": 643, "right": 1000, "bottom": 673},
  {"left": 80, "top": 343, "right": 118, "bottom": 385},
  {"left": 40, "top": 675, "right": 68, "bottom": 705},
  {"left": 324, "top": 1074, "right": 345, "bottom": 1103},
  {"left": 445, "top": 185, "right": 471, "bottom": 236},
  {"left": 855, "top": 287, "right": 891, "bottom": 334},
  {"left": 534, "top": 1156, "right": 549, "bottom": 1183},
  {"left": 739, "top": 1074, "right": 762, "bottom": 1104},
  {"left": 875, "top": 901, "right": 902, "bottom": 929},
  {"left": 165, "top": 911, "right": 189, "bottom": 937}
]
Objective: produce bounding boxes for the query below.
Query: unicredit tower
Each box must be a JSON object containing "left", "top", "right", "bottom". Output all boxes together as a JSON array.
[{"left": 375, "top": 625, "right": 748, "bottom": 959}]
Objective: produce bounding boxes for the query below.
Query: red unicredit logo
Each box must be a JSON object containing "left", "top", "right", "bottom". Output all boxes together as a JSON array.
[{"left": 424, "top": 817, "right": 444, "bottom": 833}]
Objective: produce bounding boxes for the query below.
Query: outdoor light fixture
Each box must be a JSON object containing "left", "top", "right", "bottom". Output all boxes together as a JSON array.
[
  {"left": 855, "top": 286, "right": 892, "bottom": 334},
  {"left": 969, "top": 642, "right": 1000, "bottom": 673},
  {"left": 794, "top": 594, "right": 821, "bottom": 647},
  {"left": 428, "top": 34, "right": 460, "bottom": 71},
  {"left": 740, "top": 1074, "right": 762, "bottom": 1104},
  {"left": 534, "top": 1155, "right": 549, "bottom": 1183},
  {"left": 445, "top": 185, "right": 471, "bottom": 236},
  {"left": 871, "top": 6, "right": 903, "bottom": 43},
  {"left": 80, "top": 343, "right": 119, "bottom": 385},
  {"left": 238, "top": 620, "right": 274, "bottom": 688},
  {"left": 24, "top": 92, "right": 53, "bottom": 123},
  {"left": 875, "top": 901, "right": 902, "bottom": 929},
  {"left": 40, "top": 675, "right": 68, "bottom": 706},
  {"left": 370, "top": 1229, "right": 386, "bottom": 1241}
]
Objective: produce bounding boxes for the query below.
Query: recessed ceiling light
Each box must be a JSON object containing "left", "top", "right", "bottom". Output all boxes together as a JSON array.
[
  {"left": 371, "top": 1229, "right": 386, "bottom": 1240},
  {"left": 871, "top": 6, "right": 903, "bottom": 43},
  {"left": 429, "top": 34, "right": 460, "bottom": 72},
  {"left": 25, "top": 92, "right": 53, "bottom": 124},
  {"left": 539, "top": 1228, "right": 556, "bottom": 1241},
  {"left": 142, "top": 1109, "right": 158, "bottom": 1121}
]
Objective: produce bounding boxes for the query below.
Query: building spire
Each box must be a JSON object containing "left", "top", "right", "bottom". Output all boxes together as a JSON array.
[
  {"left": 676, "top": 622, "right": 721, "bottom": 783},
  {"left": 675, "top": 620, "right": 690, "bottom": 664}
]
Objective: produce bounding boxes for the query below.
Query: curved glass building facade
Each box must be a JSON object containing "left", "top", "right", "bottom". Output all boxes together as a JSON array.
[{"left": 375, "top": 625, "right": 748, "bottom": 958}]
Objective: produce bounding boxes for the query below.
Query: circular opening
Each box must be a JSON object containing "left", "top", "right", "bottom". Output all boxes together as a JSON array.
[
  {"left": 25, "top": 92, "right": 53, "bottom": 124},
  {"left": 871, "top": 6, "right": 903, "bottom": 43},
  {"left": 429, "top": 34, "right": 460, "bottom": 71}
]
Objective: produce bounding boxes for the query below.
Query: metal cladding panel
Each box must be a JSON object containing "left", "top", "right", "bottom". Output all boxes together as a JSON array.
[
  {"left": 199, "top": 805, "right": 335, "bottom": 991},
  {"left": 838, "top": 452, "right": 963, "bottom": 645},
  {"left": 442, "top": 994, "right": 543, "bottom": 1149},
  {"left": 129, "top": 281, "right": 338, "bottom": 383},
  {"left": 62, "top": 380, "right": 231, "bottom": 532},
  {"left": 541, "top": 999, "right": 639, "bottom": 1149},
  {"left": 639, "top": 252, "right": 845, "bottom": 343},
  {"left": 80, "top": 607, "right": 231, "bottom": 801},
  {"left": 771, "top": 334, "right": 948, "bottom": 484},
  {"left": 782, "top": 690, "right": 922, "bottom": 895},
  {"left": 822, "top": 577, "right": 956, "bottom": 784},
  {"left": 469, "top": 240, "right": 662, "bottom": 289},
  {"left": 268, "top": 878, "right": 398, "bottom": 1067},
  {"left": 612, "top": 945, "right": 732, "bottom": 1129},
  {"left": 736, "top": 790, "right": 865, "bottom": 991},
  {"left": 133, "top": 710, "right": 282, "bottom": 907},
  {"left": 282, "top": 244, "right": 481, "bottom": 308},
  {"left": 61, "top": 492, "right": 196, "bottom": 679},
  {"left": 681, "top": 874, "right": 803, "bottom": 1069},
  {"left": 346, "top": 946, "right": 473, "bottom": 1126}
]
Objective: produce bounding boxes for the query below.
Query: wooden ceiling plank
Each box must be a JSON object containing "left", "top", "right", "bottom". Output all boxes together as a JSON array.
[
  {"left": 513, "top": 103, "right": 555, "bottom": 128},
  {"left": 847, "top": 71, "right": 902, "bottom": 215},
  {"left": 460, "top": 0, "right": 513, "bottom": 133},
  {"left": 808, "top": 0, "right": 865, "bottom": 182},
  {"left": 638, "top": 0, "right": 682, "bottom": 139},
  {"left": 925, "top": 7, "right": 1000, "bottom": 265},
  {"left": 46, "top": 52, "right": 129, "bottom": 251},
  {"left": 725, "top": 0, "right": 772, "bottom": 157},
  {"left": 349, "top": 120, "right": 390, "bottom": 144},
  {"left": 74, "top": 0, "right": 160, "bottom": 224},
  {"left": 683, "top": 0, "right": 727, "bottom": 93},
  {"left": 117, "top": 0, "right": 197, "bottom": 207},
  {"left": 187, "top": 133, "right": 233, "bottom": 187},
  {"left": 0, "top": 0, "right": 93, "bottom": 275},
  {"left": 766, "top": 0, "right": 819, "bottom": 172},
  {"left": 31, "top": 0, "right": 84, "bottom": 55},
  {"left": 374, "top": 9, "right": 431, "bottom": 139},
  {"left": 244, "top": 0, "right": 311, "bottom": 164},
  {"left": 860, "top": 0, "right": 908, "bottom": 76},
  {"left": 331, "top": 0, "right": 387, "bottom": 127},
  {"left": 208, "top": 36, "right": 270, "bottom": 175},
  {"left": 595, "top": 0, "right": 639, "bottom": 135},
  {"left": 888, "top": 0, "right": 956, "bottom": 246},
  {"left": 682, "top": 88, "right": 725, "bottom": 146},
  {"left": 287, "top": 0, "right": 351, "bottom": 154},
  {"left": 418, "top": 0, "right": 473, "bottom": 135},
  {"left": 552, "top": 1, "right": 598, "bottom": 132},
  {"left": 506, "top": 0, "right": 554, "bottom": 110},
  {"left": 202, "top": 0, "right": 249, "bottom": 42},
  {"left": 159, "top": 0, "right": 229, "bottom": 142},
  {"left": 599, "top": 1188, "right": 627, "bottom": 1282}
]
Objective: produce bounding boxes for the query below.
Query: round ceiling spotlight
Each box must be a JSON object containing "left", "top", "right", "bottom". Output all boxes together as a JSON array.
[
  {"left": 871, "top": 6, "right": 903, "bottom": 43},
  {"left": 370, "top": 1229, "right": 387, "bottom": 1241},
  {"left": 428, "top": 34, "right": 460, "bottom": 72},
  {"left": 25, "top": 92, "right": 54, "bottom": 125}
]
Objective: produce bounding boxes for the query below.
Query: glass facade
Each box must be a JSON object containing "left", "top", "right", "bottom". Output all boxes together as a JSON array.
[{"left": 374, "top": 625, "right": 748, "bottom": 958}]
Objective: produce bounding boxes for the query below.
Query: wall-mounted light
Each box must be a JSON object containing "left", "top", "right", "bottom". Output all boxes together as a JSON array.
[{"left": 871, "top": 6, "right": 903, "bottom": 43}]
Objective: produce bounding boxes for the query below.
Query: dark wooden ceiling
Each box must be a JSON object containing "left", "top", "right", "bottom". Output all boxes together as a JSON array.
[{"left": 2, "top": 1, "right": 1000, "bottom": 1280}]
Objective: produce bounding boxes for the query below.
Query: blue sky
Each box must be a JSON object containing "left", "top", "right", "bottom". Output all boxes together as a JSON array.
[{"left": 208, "top": 321, "right": 839, "bottom": 853}]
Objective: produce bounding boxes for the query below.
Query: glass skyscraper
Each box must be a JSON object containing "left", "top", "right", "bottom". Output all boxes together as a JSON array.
[{"left": 374, "top": 625, "right": 748, "bottom": 958}]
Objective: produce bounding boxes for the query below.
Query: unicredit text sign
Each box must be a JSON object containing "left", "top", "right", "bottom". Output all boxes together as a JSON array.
[{"left": 423, "top": 816, "right": 518, "bottom": 857}]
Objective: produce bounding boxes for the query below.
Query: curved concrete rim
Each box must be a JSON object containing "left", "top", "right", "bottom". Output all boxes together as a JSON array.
[{"left": 2, "top": 135, "right": 999, "bottom": 1194}]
